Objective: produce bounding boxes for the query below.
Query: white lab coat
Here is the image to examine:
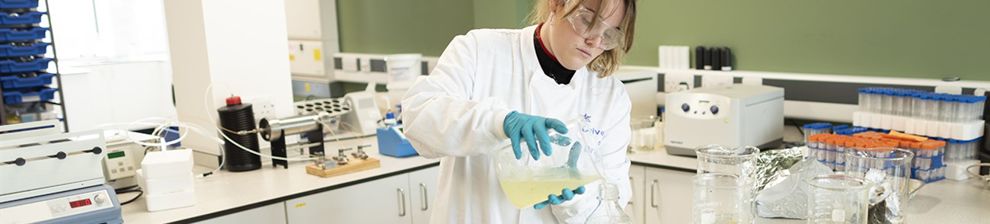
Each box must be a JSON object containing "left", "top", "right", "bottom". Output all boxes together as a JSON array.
[{"left": 401, "top": 25, "right": 632, "bottom": 224}]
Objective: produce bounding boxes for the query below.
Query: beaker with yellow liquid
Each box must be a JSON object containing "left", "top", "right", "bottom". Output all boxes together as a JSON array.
[{"left": 495, "top": 129, "right": 602, "bottom": 208}]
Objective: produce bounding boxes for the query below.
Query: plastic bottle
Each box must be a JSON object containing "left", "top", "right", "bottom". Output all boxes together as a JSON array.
[{"left": 585, "top": 183, "right": 633, "bottom": 224}]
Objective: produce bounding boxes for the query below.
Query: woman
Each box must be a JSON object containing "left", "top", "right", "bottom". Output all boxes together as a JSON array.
[{"left": 402, "top": 0, "right": 637, "bottom": 223}]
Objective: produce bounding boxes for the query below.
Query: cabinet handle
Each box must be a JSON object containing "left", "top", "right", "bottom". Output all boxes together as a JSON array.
[
  {"left": 419, "top": 183, "right": 429, "bottom": 211},
  {"left": 397, "top": 188, "right": 407, "bottom": 217},
  {"left": 628, "top": 176, "right": 634, "bottom": 206},
  {"left": 650, "top": 180, "right": 659, "bottom": 208}
]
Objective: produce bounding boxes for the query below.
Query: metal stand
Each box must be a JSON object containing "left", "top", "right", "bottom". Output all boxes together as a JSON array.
[{"left": 268, "top": 124, "right": 324, "bottom": 169}]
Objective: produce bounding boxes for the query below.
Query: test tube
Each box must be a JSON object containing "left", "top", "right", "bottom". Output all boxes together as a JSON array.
[
  {"left": 880, "top": 89, "right": 893, "bottom": 115},
  {"left": 952, "top": 95, "right": 965, "bottom": 122},
  {"left": 858, "top": 88, "right": 870, "bottom": 112},
  {"left": 893, "top": 90, "right": 906, "bottom": 116},
  {"left": 938, "top": 94, "right": 954, "bottom": 122},
  {"left": 968, "top": 96, "right": 981, "bottom": 121},
  {"left": 976, "top": 96, "right": 986, "bottom": 120},
  {"left": 870, "top": 88, "right": 883, "bottom": 113},
  {"left": 835, "top": 140, "right": 849, "bottom": 172},
  {"left": 945, "top": 139, "right": 959, "bottom": 161},
  {"left": 911, "top": 92, "right": 925, "bottom": 118},
  {"left": 921, "top": 93, "right": 938, "bottom": 120}
]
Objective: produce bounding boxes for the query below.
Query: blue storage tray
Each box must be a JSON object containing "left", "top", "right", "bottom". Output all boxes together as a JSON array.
[
  {"left": 2, "top": 87, "right": 56, "bottom": 104},
  {"left": 0, "top": 11, "right": 44, "bottom": 25},
  {"left": 0, "top": 57, "right": 51, "bottom": 73},
  {"left": 0, "top": 0, "right": 39, "bottom": 9},
  {"left": 0, "top": 27, "right": 46, "bottom": 42},
  {"left": 1, "top": 72, "right": 51, "bottom": 89},
  {"left": 0, "top": 42, "right": 47, "bottom": 57}
]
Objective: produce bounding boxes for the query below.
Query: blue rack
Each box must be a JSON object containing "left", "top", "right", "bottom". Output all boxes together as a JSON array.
[
  {"left": 0, "top": 11, "right": 45, "bottom": 25},
  {"left": 0, "top": 0, "right": 66, "bottom": 129},
  {"left": 0, "top": 72, "right": 52, "bottom": 89},
  {"left": 0, "top": 42, "right": 48, "bottom": 57},
  {"left": 2, "top": 86, "right": 56, "bottom": 104},
  {"left": 0, "top": 57, "right": 51, "bottom": 73},
  {"left": 0, "top": 0, "right": 39, "bottom": 9},
  {"left": 0, "top": 27, "right": 47, "bottom": 42}
]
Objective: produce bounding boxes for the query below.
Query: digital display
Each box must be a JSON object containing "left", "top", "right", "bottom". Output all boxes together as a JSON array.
[
  {"left": 108, "top": 151, "right": 125, "bottom": 159},
  {"left": 69, "top": 199, "right": 92, "bottom": 208}
]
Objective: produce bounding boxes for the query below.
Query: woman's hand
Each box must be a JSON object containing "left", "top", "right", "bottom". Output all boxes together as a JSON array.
[
  {"left": 503, "top": 111, "right": 569, "bottom": 160},
  {"left": 533, "top": 187, "right": 586, "bottom": 209}
]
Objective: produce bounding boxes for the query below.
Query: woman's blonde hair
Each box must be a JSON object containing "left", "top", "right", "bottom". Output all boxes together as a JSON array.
[{"left": 529, "top": 0, "right": 637, "bottom": 77}]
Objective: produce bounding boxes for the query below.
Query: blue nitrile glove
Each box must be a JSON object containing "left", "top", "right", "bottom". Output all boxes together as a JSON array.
[
  {"left": 534, "top": 142, "right": 585, "bottom": 210},
  {"left": 534, "top": 186, "right": 586, "bottom": 209},
  {"left": 503, "top": 111, "right": 569, "bottom": 160}
]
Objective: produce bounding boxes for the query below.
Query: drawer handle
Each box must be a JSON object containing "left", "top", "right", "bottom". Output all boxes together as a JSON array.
[
  {"left": 398, "top": 188, "right": 407, "bottom": 217},
  {"left": 419, "top": 183, "right": 429, "bottom": 211},
  {"left": 650, "top": 180, "right": 659, "bottom": 208},
  {"left": 628, "top": 176, "right": 634, "bottom": 206}
]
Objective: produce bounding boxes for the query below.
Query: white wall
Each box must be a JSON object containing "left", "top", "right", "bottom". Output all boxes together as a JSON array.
[
  {"left": 165, "top": 0, "right": 296, "bottom": 164},
  {"left": 284, "top": 0, "right": 322, "bottom": 40}
]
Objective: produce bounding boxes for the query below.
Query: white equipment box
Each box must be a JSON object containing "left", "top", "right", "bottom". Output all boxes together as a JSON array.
[
  {"left": 0, "top": 121, "right": 122, "bottom": 223},
  {"left": 664, "top": 84, "right": 785, "bottom": 156}
]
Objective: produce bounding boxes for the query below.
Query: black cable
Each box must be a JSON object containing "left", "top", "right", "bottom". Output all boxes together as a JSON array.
[
  {"left": 116, "top": 188, "right": 144, "bottom": 206},
  {"left": 789, "top": 119, "right": 805, "bottom": 137}
]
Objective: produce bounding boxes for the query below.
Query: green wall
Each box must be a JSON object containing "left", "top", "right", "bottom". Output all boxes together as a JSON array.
[
  {"left": 336, "top": 0, "right": 990, "bottom": 81},
  {"left": 336, "top": 0, "right": 475, "bottom": 56}
]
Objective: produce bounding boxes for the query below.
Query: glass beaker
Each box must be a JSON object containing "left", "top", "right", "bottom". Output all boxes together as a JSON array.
[
  {"left": 806, "top": 174, "right": 871, "bottom": 224},
  {"left": 695, "top": 145, "right": 759, "bottom": 224},
  {"left": 696, "top": 145, "right": 760, "bottom": 181},
  {"left": 629, "top": 116, "right": 657, "bottom": 152},
  {"left": 843, "top": 148, "right": 913, "bottom": 224},
  {"left": 693, "top": 173, "right": 752, "bottom": 224},
  {"left": 495, "top": 123, "right": 602, "bottom": 208}
]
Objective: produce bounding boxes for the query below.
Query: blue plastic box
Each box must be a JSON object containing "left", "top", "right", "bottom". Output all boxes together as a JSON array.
[
  {"left": 0, "top": 11, "right": 45, "bottom": 25},
  {"left": 376, "top": 126, "right": 419, "bottom": 158},
  {"left": 0, "top": 0, "right": 39, "bottom": 9},
  {"left": 0, "top": 27, "right": 47, "bottom": 42},
  {"left": 2, "top": 87, "right": 56, "bottom": 104},
  {"left": 0, "top": 42, "right": 48, "bottom": 57},
  {"left": 0, "top": 57, "right": 51, "bottom": 73},
  {"left": 1, "top": 72, "right": 52, "bottom": 89}
]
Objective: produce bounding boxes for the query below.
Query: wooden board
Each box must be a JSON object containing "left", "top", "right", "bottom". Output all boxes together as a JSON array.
[{"left": 305, "top": 156, "right": 381, "bottom": 178}]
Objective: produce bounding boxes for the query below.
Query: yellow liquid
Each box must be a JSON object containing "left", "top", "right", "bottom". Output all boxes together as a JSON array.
[{"left": 499, "top": 176, "right": 600, "bottom": 208}]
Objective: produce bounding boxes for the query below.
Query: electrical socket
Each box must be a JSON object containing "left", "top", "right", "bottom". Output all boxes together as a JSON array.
[
  {"left": 250, "top": 96, "right": 277, "bottom": 121},
  {"left": 664, "top": 73, "right": 694, "bottom": 93}
]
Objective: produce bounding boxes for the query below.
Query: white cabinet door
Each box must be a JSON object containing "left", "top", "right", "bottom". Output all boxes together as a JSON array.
[
  {"left": 408, "top": 166, "right": 439, "bottom": 224},
  {"left": 644, "top": 167, "right": 694, "bottom": 224},
  {"left": 197, "top": 202, "right": 287, "bottom": 224},
  {"left": 285, "top": 174, "right": 412, "bottom": 224},
  {"left": 628, "top": 165, "right": 646, "bottom": 224}
]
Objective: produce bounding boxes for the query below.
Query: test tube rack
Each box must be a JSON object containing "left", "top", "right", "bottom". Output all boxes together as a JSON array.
[
  {"left": 852, "top": 87, "right": 985, "bottom": 141},
  {"left": 0, "top": 0, "right": 68, "bottom": 129}
]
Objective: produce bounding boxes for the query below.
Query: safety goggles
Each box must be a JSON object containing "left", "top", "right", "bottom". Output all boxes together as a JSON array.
[{"left": 565, "top": 4, "right": 625, "bottom": 51}]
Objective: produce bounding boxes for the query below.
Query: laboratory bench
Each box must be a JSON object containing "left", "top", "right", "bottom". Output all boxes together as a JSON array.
[{"left": 121, "top": 136, "right": 990, "bottom": 224}]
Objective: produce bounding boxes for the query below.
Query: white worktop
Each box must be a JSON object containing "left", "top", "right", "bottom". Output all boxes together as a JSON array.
[
  {"left": 122, "top": 135, "right": 990, "bottom": 223},
  {"left": 121, "top": 137, "right": 439, "bottom": 223},
  {"left": 629, "top": 147, "right": 990, "bottom": 224}
]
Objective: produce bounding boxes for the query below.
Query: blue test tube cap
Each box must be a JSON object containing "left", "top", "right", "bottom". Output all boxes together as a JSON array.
[
  {"left": 832, "top": 124, "right": 850, "bottom": 130},
  {"left": 802, "top": 122, "right": 832, "bottom": 130}
]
